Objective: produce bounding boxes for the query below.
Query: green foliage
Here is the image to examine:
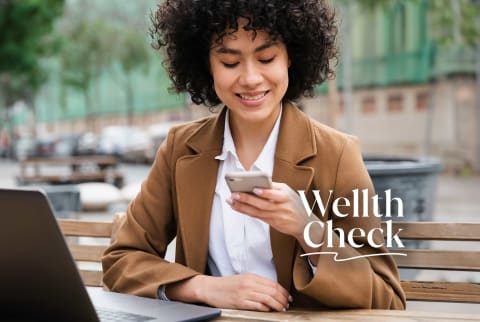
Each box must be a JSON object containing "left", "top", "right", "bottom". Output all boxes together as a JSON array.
[
  {"left": 335, "top": 0, "right": 479, "bottom": 47},
  {"left": 59, "top": 18, "right": 115, "bottom": 91},
  {"left": 0, "top": 0, "right": 64, "bottom": 106},
  {"left": 57, "top": 2, "right": 152, "bottom": 118},
  {"left": 116, "top": 28, "right": 150, "bottom": 75},
  {"left": 429, "top": 0, "right": 480, "bottom": 46}
]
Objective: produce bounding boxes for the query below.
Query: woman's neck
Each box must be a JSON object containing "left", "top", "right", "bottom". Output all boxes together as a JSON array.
[{"left": 228, "top": 108, "right": 281, "bottom": 170}]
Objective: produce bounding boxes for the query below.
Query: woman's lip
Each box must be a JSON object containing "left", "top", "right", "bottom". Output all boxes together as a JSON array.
[
  {"left": 237, "top": 91, "right": 268, "bottom": 98},
  {"left": 235, "top": 91, "right": 269, "bottom": 107}
]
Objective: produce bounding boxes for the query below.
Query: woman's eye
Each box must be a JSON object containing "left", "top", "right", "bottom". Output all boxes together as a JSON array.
[
  {"left": 222, "top": 62, "right": 239, "bottom": 68},
  {"left": 259, "top": 57, "right": 275, "bottom": 64}
]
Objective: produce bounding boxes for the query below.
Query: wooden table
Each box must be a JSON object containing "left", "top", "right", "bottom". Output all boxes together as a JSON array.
[
  {"left": 216, "top": 308, "right": 480, "bottom": 321},
  {"left": 17, "top": 155, "right": 124, "bottom": 187}
]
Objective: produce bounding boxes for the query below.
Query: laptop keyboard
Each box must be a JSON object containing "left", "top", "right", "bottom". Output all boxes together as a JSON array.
[{"left": 96, "top": 307, "right": 156, "bottom": 322}]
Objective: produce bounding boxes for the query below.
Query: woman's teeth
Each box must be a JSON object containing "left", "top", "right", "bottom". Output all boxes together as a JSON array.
[{"left": 238, "top": 92, "right": 267, "bottom": 100}]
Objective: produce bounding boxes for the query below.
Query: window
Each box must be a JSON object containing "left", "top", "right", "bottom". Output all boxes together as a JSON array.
[
  {"left": 416, "top": 92, "right": 428, "bottom": 111},
  {"left": 388, "top": 94, "right": 404, "bottom": 112},
  {"left": 361, "top": 97, "right": 376, "bottom": 114}
]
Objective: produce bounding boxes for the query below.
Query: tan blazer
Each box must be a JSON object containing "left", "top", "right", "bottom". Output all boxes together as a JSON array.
[{"left": 102, "top": 102, "right": 406, "bottom": 309}]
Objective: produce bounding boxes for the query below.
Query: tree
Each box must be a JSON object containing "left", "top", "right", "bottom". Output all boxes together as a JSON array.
[
  {"left": 58, "top": 17, "right": 116, "bottom": 131},
  {"left": 114, "top": 29, "right": 150, "bottom": 126},
  {"left": 0, "top": 0, "right": 64, "bottom": 140},
  {"left": 58, "top": 0, "right": 153, "bottom": 129}
]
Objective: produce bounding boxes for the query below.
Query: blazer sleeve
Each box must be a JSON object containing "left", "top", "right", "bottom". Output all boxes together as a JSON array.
[
  {"left": 292, "top": 136, "right": 406, "bottom": 309},
  {"left": 102, "top": 128, "right": 200, "bottom": 298}
]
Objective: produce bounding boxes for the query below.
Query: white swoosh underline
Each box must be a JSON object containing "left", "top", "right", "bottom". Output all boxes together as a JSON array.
[{"left": 300, "top": 252, "right": 407, "bottom": 262}]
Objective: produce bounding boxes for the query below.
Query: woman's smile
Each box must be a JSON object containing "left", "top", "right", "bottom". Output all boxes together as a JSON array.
[{"left": 209, "top": 20, "right": 289, "bottom": 127}]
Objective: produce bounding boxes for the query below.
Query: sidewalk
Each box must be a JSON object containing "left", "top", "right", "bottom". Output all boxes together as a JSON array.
[{"left": 434, "top": 175, "right": 480, "bottom": 222}]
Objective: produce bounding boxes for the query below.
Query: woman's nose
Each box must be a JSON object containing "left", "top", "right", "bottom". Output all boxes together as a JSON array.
[{"left": 238, "top": 64, "right": 263, "bottom": 87}]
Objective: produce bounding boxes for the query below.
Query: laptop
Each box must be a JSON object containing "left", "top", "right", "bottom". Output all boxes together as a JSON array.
[{"left": 0, "top": 188, "right": 221, "bottom": 322}]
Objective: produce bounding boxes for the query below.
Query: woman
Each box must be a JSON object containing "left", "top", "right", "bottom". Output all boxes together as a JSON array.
[{"left": 102, "top": 0, "right": 406, "bottom": 311}]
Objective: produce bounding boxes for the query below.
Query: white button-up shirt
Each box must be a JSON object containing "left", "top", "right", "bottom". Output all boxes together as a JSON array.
[{"left": 207, "top": 107, "right": 282, "bottom": 281}]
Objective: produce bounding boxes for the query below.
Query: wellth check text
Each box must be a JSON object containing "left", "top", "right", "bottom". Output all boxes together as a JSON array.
[{"left": 297, "top": 189, "right": 407, "bottom": 261}]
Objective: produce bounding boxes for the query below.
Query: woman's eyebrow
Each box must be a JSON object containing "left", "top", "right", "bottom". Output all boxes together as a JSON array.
[{"left": 215, "top": 40, "right": 278, "bottom": 55}]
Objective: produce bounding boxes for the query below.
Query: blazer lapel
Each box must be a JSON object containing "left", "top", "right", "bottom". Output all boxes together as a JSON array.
[
  {"left": 175, "top": 110, "right": 226, "bottom": 273},
  {"left": 271, "top": 102, "right": 317, "bottom": 292}
]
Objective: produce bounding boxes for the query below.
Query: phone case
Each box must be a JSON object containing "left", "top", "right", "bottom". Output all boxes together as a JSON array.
[{"left": 225, "top": 171, "right": 272, "bottom": 193}]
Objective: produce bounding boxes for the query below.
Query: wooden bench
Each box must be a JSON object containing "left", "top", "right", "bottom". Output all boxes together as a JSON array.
[
  {"left": 58, "top": 213, "right": 124, "bottom": 287},
  {"left": 384, "top": 221, "right": 480, "bottom": 303},
  {"left": 17, "top": 155, "right": 124, "bottom": 187},
  {"left": 60, "top": 216, "right": 479, "bottom": 303}
]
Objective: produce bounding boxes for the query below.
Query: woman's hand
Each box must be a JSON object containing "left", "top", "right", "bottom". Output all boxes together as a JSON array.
[
  {"left": 227, "top": 182, "right": 318, "bottom": 239},
  {"left": 227, "top": 182, "right": 325, "bottom": 264},
  {"left": 166, "top": 273, "right": 292, "bottom": 312}
]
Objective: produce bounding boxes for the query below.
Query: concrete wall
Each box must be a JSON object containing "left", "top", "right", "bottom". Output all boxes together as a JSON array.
[{"left": 301, "top": 76, "right": 479, "bottom": 172}]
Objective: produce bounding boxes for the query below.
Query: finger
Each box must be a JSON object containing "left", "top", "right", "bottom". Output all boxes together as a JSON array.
[
  {"left": 271, "top": 182, "right": 285, "bottom": 190},
  {"left": 231, "top": 192, "right": 277, "bottom": 211},
  {"left": 252, "top": 187, "right": 289, "bottom": 203},
  {"left": 250, "top": 291, "right": 286, "bottom": 312},
  {"left": 242, "top": 300, "right": 270, "bottom": 312},
  {"left": 250, "top": 276, "right": 290, "bottom": 307},
  {"left": 229, "top": 198, "right": 268, "bottom": 220},
  {"left": 257, "top": 277, "right": 290, "bottom": 303}
]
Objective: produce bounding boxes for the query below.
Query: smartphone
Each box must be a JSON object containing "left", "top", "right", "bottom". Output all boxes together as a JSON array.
[{"left": 225, "top": 171, "right": 272, "bottom": 193}]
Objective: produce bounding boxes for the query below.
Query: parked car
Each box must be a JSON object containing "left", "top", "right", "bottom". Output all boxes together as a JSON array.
[
  {"left": 97, "top": 126, "right": 152, "bottom": 163},
  {"left": 122, "top": 128, "right": 152, "bottom": 163},
  {"left": 35, "top": 135, "right": 56, "bottom": 158},
  {"left": 147, "top": 121, "right": 182, "bottom": 162},
  {"left": 53, "top": 134, "right": 81, "bottom": 157},
  {"left": 14, "top": 137, "right": 37, "bottom": 160},
  {"left": 76, "top": 132, "right": 98, "bottom": 156},
  {"left": 97, "top": 126, "right": 130, "bottom": 157}
]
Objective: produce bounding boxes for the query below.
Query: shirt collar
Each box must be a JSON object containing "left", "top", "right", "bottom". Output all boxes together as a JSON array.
[
  {"left": 215, "top": 109, "right": 237, "bottom": 161},
  {"left": 215, "top": 104, "right": 283, "bottom": 174}
]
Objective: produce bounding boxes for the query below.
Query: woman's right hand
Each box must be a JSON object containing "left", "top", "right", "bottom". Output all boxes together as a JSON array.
[{"left": 165, "top": 273, "right": 292, "bottom": 312}]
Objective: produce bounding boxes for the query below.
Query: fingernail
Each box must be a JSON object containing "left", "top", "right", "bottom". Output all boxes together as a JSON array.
[
  {"left": 253, "top": 188, "right": 262, "bottom": 195},
  {"left": 226, "top": 197, "right": 233, "bottom": 205},
  {"left": 282, "top": 307, "right": 286, "bottom": 312},
  {"left": 232, "top": 193, "right": 240, "bottom": 200},
  {"left": 288, "top": 295, "right": 293, "bottom": 302}
]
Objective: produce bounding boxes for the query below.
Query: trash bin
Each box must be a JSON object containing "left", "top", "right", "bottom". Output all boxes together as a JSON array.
[
  {"left": 364, "top": 156, "right": 443, "bottom": 222},
  {"left": 364, "top": 156, "right": 442, "bottom": 280},
  {"left": 38, "top": 185, "right": 81, "bottom": 219}
]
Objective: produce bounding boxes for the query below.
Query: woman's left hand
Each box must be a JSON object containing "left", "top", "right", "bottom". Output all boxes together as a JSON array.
[{"left": 227, "top": 182, "right": 317, "bottom": 241}]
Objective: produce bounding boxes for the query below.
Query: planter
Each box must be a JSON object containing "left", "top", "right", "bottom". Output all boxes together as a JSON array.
[
  {"left": 364, "top": 156, "right": 443, "bottom": 222},
  {"left": 364, "top": 156, "right": 443, "bottom": 280}
]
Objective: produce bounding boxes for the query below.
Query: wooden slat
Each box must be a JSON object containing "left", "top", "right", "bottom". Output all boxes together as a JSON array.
[
  {"left": 58, "top": 219, "right": 113, "bottom": 237},
  {"left": 402, "top": 281, "right": 480, "bottom": 303},
  {"left": 383, "top": 222, "right": 480, "bottom": 241},
  {"left": 21, "top": 155, "right": 118, "bottom": 167},
  {"left": 79, "top": 269, "right": 103, "bottom": 287},
  {"left": 17, "top": 171, "right": 123, "bottom": 182},
  {"left": 69, "top": 244, "right": 108, "bottom": 262},
  {"left": 55, "top": 216, "right": 125, "bottom": 288},
  {"left": 394, "top": 249, "right": 480, "bottom": 271}
]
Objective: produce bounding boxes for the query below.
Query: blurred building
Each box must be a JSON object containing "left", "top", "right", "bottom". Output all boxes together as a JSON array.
[{"left": 301, "top": 1, "right": 479, "bottom": 173}]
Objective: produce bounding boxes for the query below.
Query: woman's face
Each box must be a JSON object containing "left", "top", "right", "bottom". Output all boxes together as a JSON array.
[{"left": 209, "top": 23, "right": 289, "bottom": 127}]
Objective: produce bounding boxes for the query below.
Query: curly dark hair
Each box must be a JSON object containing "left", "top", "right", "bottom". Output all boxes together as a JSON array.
[{"left": 150, "top": 0, "right": 337, "bottom": 107}]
